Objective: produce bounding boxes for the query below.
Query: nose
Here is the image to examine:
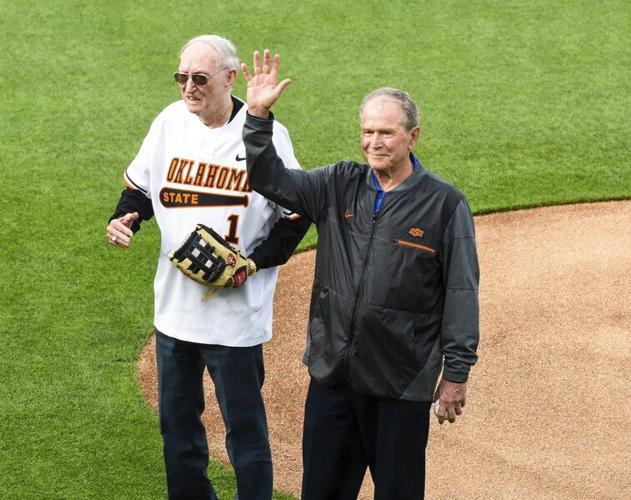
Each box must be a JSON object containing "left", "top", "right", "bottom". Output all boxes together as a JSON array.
[
  {"left": 370, "top": 132, "right": 383, "bottom": 149},
  {"left": 185, "top": 77, "right": 196, "bottom": 92}
]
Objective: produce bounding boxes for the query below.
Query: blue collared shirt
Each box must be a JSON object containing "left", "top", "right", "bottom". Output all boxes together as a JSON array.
[{"left": 371, "top": 153, "right": 421, "bottom": 215}]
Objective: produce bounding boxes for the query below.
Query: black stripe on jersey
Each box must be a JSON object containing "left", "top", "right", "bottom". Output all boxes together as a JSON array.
[{"left": 124, "top": 171, "right": 148, "bottom": 194}]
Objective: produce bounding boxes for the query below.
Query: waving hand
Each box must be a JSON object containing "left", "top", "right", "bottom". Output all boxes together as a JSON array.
[{"left": 241, "top": 49, "right": 292, "bottom": 119}]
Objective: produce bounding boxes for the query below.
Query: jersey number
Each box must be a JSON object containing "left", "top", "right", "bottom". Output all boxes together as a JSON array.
[{"left": 225, "top": 214, "right": 240, "bottom": 245}]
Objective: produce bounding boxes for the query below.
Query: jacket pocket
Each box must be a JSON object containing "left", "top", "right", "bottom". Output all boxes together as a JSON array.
[
  {"left": 305, "top": 279, "right": 337, "bottom": 364},
  {"left": 351, "top": 304, "right": 441, "bottom": 398},
  {"left": 371, "top": 239, "right": 440, "bottom": 311}
]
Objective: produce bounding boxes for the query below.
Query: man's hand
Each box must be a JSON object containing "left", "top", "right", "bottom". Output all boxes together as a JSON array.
[
  {"left": 107, "top": 212, "right": 138, "bottom": 248},
  {"left": 241, "top": 49, "right": 292, "bottom": 119},
  {"left": 433, "top": 379, "right": 468, "bottom": 425}
]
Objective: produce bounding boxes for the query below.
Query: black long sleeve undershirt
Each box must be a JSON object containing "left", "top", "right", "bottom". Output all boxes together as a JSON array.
[
  {"left": 109, "top": 188, "right": 154, "bottom": 233},
  {"left": 248, "top": 215, "right": 310, "bottom": 270},
  {"left": 109, "top": 187, "right": 310, "bottom": 270}
]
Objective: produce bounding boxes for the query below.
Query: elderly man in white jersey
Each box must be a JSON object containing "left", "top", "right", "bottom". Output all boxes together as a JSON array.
[{"left": 106, "top": 35, "right": 308, "bottom": 500}]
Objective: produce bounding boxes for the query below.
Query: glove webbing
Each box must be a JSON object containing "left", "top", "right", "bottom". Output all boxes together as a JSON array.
[{"left": 171, "top": 230, "right": 226, "bottom": 282}]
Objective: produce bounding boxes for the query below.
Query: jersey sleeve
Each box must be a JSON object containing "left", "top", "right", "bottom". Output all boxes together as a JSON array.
[
  {"left": 271, "top": 120, "right": 301, "bottom": 171},
  {"left": 123, "top": 116, "right": 162, "bottom": 198}
]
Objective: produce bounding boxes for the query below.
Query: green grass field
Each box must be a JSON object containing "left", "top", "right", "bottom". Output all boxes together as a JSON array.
[{"left": 1, "top": 0, "right": 629, "bottom": 498}]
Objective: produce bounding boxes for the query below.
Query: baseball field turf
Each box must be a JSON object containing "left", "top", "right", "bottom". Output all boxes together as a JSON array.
[{"left": 1, "top": 1, "right": 629, "bottom": 498}]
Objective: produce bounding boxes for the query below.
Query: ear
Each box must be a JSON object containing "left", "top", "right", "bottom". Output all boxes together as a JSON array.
[
  {"left": 225, "top": 68, "right": 237, "bottom": 88},
  {"left": 409, "top": 126, "right": 421, "bottom": 150}
]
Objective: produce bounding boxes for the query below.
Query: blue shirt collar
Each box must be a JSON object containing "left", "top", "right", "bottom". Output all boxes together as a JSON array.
[{"left": 371, "top": 153, "right": 420, "bottom": 214}]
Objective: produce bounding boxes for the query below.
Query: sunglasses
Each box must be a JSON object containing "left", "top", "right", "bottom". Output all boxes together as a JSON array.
[{"left": 173, "top": 68, "right": 225, "bottom": 86}]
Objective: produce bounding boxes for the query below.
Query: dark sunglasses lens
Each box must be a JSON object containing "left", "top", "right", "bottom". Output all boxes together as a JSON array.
[
  {"left": 191, "top": 74, "right": 208, "bottom": 85},
  {"left": 174, "top": 72, "right": 208, "bottom": 85}
]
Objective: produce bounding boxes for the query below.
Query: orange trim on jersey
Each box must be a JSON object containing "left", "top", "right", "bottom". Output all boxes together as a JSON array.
[{"left": 396, "top": 240, "right": 436, "bottom": 254}]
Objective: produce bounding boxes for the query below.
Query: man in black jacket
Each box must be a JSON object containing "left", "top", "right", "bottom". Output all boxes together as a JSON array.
[{"left": 241, "top": 50, "right": 480, "bottom": 499}]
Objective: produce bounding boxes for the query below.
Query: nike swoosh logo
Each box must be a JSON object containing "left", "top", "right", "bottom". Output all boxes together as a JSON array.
[{"left": 235, "top": 154, "right": 247, "bottom": 162}]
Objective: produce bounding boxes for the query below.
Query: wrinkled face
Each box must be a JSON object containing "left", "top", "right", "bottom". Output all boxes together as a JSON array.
[
  {"left": 177, "top": 42, "right": 235, "bottom": 124},
  {"left": 360, "top": 97, "right": 419, "bottom": 174}
]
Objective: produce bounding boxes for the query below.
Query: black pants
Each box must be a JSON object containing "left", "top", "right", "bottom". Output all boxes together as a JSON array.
[
  {"left": 156, "top": 330, "right": 272, "bottom": 500},
  {"left": 302, "top": 378, "right": 432, "bottom": 500}
]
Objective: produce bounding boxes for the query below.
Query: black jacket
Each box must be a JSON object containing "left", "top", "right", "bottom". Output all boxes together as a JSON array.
[{"left": 244, "top": 113, "right": 479, "bottom": 401}]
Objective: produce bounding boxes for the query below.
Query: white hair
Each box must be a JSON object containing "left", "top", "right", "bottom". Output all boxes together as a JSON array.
[{"left": 179, "top": 35, "right": 239, "bottom": 71}]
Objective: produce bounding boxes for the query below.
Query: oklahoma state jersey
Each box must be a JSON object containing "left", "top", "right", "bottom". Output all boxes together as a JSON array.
[{"left": 124, "top": 97, "right": 302, "bottom": 346}]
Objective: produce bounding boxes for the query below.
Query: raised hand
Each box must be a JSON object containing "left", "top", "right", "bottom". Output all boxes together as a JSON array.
[{"left": 241, "top": 49, "right": 291, "bottom": 119}]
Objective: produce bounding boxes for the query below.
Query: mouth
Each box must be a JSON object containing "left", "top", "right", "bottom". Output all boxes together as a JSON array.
[{"left": 186, "top": 94, "right": 201, "bottom": 102}]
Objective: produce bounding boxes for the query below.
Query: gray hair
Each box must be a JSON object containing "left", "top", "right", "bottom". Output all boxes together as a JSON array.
[
  {"left": 359, "top": 88, "right": 420, "bottom": 131},
  {"left": 179, "top": 35, "right": 240, "bottom": 71}
]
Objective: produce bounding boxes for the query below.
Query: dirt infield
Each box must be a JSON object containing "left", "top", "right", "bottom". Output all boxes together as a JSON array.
[{"left": 138, "top": 200, "right": 631, "bottom": 499}]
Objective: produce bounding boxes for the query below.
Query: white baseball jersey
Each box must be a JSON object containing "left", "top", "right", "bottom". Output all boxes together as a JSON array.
[{"left": 124, "top": 97, "right": 301, "bottom": 346}]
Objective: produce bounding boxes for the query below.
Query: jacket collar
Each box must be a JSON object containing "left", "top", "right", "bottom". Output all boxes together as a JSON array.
[{"left": 365, "top": 153, "right": 426, "bottom": 192}]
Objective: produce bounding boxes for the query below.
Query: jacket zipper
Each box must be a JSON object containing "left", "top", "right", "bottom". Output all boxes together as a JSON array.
[
  {"left": 394, "top": 239, "right": 436, "bottom": 254},
  {"left": 344, "top": 213, "right": 379, "bottom": 383}
]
